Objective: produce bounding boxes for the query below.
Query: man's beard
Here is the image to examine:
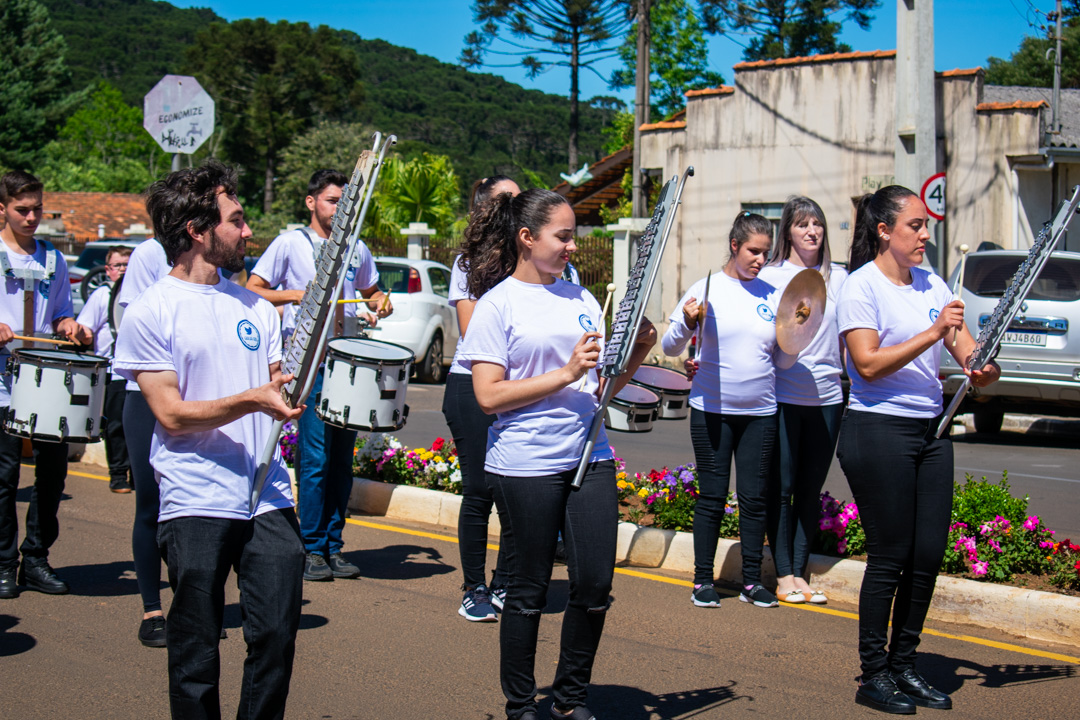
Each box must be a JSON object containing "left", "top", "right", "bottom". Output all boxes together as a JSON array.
[{"left": 205, "top": 228, "right": 245, "bottom": 273}]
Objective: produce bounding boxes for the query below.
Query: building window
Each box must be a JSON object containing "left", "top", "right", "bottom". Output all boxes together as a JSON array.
[{"left": 740, "top": 202, "right": 784, "bottom": 241}]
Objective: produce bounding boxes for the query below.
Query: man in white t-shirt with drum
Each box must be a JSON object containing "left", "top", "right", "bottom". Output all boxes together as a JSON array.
[
  {"left": 247, "top": 169, "right": 391, "bottom": 583},
  {"left": 113, "top": 160, "right": 305, "bottom": 718}
]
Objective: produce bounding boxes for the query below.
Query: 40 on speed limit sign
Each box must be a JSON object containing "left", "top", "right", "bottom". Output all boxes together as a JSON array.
[{"left": 921, "top": 172, "right": 946, "bottom": 221}]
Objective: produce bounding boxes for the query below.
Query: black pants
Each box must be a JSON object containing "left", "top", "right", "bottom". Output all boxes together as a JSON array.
[
  {"left": 103, "top": 379, "right": 130, "bottom": 483},
  {"left": 488, "top": 461, "right": 616, "bottom": 719},
  {"left": 771, "top": 402, "right": 842, "bottom": 578},
  {"left": 836, "top": 409, "right": 953, "bottom": 680},
  {"left": 0, "top": 422, "right": 68, "bottom": 568},
  {"left": 124, "top": 390, "right": 162, "bottom": 613},
  {"left": 442, "top": 372, "right": 507, "bottom": 589},
  {"left": 689, "top": 408, "right": 777, "bottom": 586},
  {"left": 158, "top": 509, "right": 304, "bottom": 720}
]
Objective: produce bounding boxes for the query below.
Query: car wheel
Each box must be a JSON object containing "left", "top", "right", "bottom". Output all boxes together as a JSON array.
[
  {"left": 973, "top": 405, "right": 1004, "bottom": 434},
  {"left": 418, "top": 332, "right": 444, "bottom": 384},
  {"left": 80, "top": 265, "right": 109, "bottom": 302}
]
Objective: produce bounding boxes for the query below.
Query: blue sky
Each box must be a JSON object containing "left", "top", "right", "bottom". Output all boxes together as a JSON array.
[{"left": 172, "top": 0, "right": 1045, "bottom": 102}]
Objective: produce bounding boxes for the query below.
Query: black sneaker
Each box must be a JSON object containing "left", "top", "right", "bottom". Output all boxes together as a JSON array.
[
  {"left": 18, "top": 559, "right": 68, "bottom": 594},
  {"left": 109, "top": 476, "right": 133, "bottom": 493},
  {"left": 856, "top": 671, "right": 917, "bottom": 715},
  {"left": 303, "top": 553, "right": 333, "bottom": 582},
  {"left": 550, "top": 705, "right": 597, "bottom": 720},
  {"left": 739, "top": 584, "right": 778, "bottom": 608},
  {"left": 138, "top": 616, "right": 166, "bottom": 648},
  {"left": 328, "top": 552, "right": 360, "bottom": 579},
  {"left": 0, "top": 566, "right": 18, "bottom": 599},
  {"left": 691, "top": 584, "right": 721, "bottom": 608},
  {"left": 892, "top": 668, "right": 952, "bottom": 709},
  {"left": 459, "top": 584, "right": 497, "bottom": 622}
]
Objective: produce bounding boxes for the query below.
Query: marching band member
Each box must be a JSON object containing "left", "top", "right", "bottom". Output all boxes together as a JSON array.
[
  {"left": 460, "top": 189, "right": 655, "bottom": 720},
  {"left": 443, "top": 174, "right": 519, "bottom": 622},
  {"left": 663, "top": 212, "right": 793, "bottom": 610},
  {"left": 758, "top": 197, "right": 848, "bottom": 605},
  {"left": 837, "top": 185, "right": 999, "bottom": 714}
]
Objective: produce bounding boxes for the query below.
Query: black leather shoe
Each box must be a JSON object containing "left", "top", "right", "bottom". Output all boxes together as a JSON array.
[
  {"left": 550, "top": 706, "right": 597, "bottom": 720},
  {"left": 18, "top": 559, "right": 69, "bottom": 595},
  {"left": 0, "top": 567, "right": 18, "bottom": 599},
  {"left": 893, "top": 668, "right": 953, "bottom": 709},
  {"left": 855, "top": 671, "right": 917, "bottom": 715},
  {"left": 138, "top": 616, "right": 166, "bottom": 648}
]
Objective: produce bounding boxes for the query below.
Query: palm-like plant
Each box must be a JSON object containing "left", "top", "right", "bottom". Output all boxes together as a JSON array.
[{"left": 374, "top": 153, "right": 462, "bottom": 237}]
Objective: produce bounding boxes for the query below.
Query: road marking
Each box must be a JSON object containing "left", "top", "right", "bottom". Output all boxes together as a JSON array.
[
  {"left": 957, "top": 466, "right": 1080, "bottom": 484},
  {"left": 53, "top": 468, "right": 1080, "bottom": 666}
]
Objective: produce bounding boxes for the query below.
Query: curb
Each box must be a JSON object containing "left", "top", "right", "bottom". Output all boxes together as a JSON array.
[
  {"left": 347, "top": 477, "right": 1080, "bottom": 646},
  {"left": 953, "top": 412, "right": 1080, "bottom": 438}
]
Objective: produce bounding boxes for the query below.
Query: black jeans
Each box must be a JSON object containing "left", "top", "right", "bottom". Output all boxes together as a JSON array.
[
  {"left": 0, "top": 423, "right": 68, "bottom": 568},
  {"left": 488, "top": 461, "right": 616, "bottom": 719},
  {"left": 103, "top": 379, "right": 130, "bottom": 483},
  {"left": 836, "top": 409, "right": 953, "bottom": 680},
  {"left": 442, "top": 372, "right": 507, "bottom": 589},
  {"left": 771, "top": 402, "right": 842, "bottom": 578},
  {"left": 689, "top": 408, "right": 777, "bottom": 586},
  {"left": 158, "top": 508, "right": 304, "bottom": 720},
  {"left": 125, "top": 390, "right": 163, "bottom": 613}
]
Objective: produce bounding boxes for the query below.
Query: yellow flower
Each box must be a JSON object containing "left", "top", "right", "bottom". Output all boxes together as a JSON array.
[
  {"left": 434, "top": 456, "right": 444, "bottom": 464},
  {"left": 616, "top": 471, "right": 627, "bottom": 480},
  {"left": 638, "top": 488, "right": 648, "bottom": 498}
]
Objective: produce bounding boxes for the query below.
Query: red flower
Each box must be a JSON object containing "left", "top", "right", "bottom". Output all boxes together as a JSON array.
[{"left": 431, "top": 437, "right": 445, "bottom": 452}]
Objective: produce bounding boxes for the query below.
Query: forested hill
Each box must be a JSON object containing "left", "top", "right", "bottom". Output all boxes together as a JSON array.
[{"left": 39, "top": 0, "right": 615, "bottom": 186}]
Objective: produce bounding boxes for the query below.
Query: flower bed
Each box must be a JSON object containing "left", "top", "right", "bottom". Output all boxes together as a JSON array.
[{"left": 352, "top": 433, "right": 462, "bottom": 494}]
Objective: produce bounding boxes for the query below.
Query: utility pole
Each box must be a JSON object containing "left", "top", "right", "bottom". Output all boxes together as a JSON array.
[
  {"left": 632, "top": 0, "right": 652, "bottom": 218},
  {"left": 1053, "top": 0, "right": 1063, "bottom": 139}
]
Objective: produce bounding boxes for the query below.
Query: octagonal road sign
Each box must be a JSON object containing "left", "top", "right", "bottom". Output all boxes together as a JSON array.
[{"left": 144, "top": 75, "right": 215, "bottom": 154}]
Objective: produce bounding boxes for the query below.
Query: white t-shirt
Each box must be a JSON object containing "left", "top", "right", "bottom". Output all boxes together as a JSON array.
[
  {"left": 251, "top": 229, "right": 379, "bottom": 340},
  {"left": 0, "top": 240, "right": 75, "bottom": 407},
  {"left": 447, "top": 259, "right": 473, "bottom": 376},
  {"left": 112, "top": 276, "right": 293, "bottom": 521},
  {"left": 662, "top": 272, "right": 781, "bottom": 415},
  {"left": 758, "top": 261, "right": 849, "bottom": 406},
  {"left": 116, "top": 239, "right": 173, "bottom": 391},
  {"left": 76, "top": 283, "right": 121, "bottom": 380},
  {"left": 837, "top": 262, "right": 954, "bottom": 419},
  {"left": 459, "top": 276, "right": 613, "bottom": 476}
]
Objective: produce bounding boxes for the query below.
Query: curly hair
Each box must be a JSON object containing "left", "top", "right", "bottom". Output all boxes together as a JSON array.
[
  {"left": 849, "top": 185, "right": 918, "bottom": 272},
  {"left": 145, "top": 159, "right": 239, "bottom": 266}
]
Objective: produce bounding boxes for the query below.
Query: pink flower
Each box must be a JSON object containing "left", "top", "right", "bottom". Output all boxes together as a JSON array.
[
  {"left": 972, "top": 561, "right": 989, "bottom": 576},
  {"left": 1023, "top": 516, "right": 1040, "bottom": 531},
  {"left": 837, "top": 540, "right": 848, "bottom": 554},
  {"left": 820, "top": 518, "right": 833, "bottom": 531},
  {"left": 988, "top": 539, "right": 1003, "bottom": 554},
  {"left": 1039, "top": 541, "right": 1054, "bottom": 549},
  {"left": 978, "top": 522, "right": 993, "bottom": 536}
]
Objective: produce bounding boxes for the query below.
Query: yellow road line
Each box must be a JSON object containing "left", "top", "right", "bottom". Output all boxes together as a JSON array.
[{"left": 23, "top": 464, "right": 110, "bottom": 482}]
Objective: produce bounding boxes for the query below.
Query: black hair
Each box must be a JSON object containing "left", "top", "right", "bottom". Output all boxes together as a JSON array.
[
  {"left": 459, "top": 188, "right": 570, "bottom": 299},
  {"left": 307, "top": 169, "right": 347, "bottom": 199},
  {"left": 0, "top": 170, "right": 43, "bottom": 204},
  {"left": 849, "top": 185, "right": 919, "bottom": 272},
  {"left": 145, "top": 159, "right": 239, "bottom": 266},
  {"left": 469, "top": 175, "right": 518, "bottom": 211},
  {"left": 770, "top": 196, "right": 833, "bottom": 280},
  {"left": 727, "top": 211, "right": 773, "bottom": 260}
]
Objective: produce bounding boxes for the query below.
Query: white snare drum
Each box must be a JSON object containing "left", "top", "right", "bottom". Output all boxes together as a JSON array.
[
  {"left": 605, "top": 384, "right": 660, "bottom": 433},
  {"left": 630, "top": 365, "right": 692, "bottom": 419},
  {"left": 316, "top": 337, "right": 415, "bottom": 431},
  {"left": 4, "top": 349, "right": 110, "bottom": 443}
]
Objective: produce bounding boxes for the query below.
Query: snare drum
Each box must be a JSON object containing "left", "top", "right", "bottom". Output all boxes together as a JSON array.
[
  {"left": 605, "top": 384, "right": 660, "bottom": 433},
  {"left": 316, "top": 337, "right": 415, "bottom": 431},
  {"left": 630, "top": 365, "right": 692, "bottom": 419},
  {"left": 3, "top": 349, "right": 110, "bottom": 443}
]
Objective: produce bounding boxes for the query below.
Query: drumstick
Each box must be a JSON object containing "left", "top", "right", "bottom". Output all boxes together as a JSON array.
[
  {"left": 12, "top": 334, "right": 77, "bottom": 347},
  {"left": 953, "top": 244, "right": 970, "bottom": 347},
  {"left": 577, "top": 283, "right": 617, "bottom": 391},
  {"left": 695, "top": 271, "right": 712, "bottom": 358}
]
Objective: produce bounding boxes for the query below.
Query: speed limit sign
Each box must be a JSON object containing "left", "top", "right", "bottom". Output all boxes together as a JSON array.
[{"left": 921, "top": 172, "right": 945, "bottom": 221}]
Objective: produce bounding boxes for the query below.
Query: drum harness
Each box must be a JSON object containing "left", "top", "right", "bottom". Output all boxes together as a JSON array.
[{"left": 0, "top": 238, "right": 58, "bottom": 353}]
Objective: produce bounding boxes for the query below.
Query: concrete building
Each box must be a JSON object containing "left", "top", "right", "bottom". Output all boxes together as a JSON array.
[{"left": 637, "top": 49, "right": 1078, "bottom": 327}]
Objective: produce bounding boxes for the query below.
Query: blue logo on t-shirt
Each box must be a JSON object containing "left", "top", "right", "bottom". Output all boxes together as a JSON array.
[
  {"left": 929, "top": 308, "right": 940, "bottom": 322},
  {"left": 39, "top": 279, "right": 51, "bottom": 299},
  {"left": 346, "top": 266, "right": 356, "bottom": 282},
  {"left": 579, "top": 314, "right": 596, "bottom": 332},
  {"left": 756, "top": 304, "right": 775, "bottom": 322},
  {"left": 237, "top": 320, "right": 261, "bottom": 351}
]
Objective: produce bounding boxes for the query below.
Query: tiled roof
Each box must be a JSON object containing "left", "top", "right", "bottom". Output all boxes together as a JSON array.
[
  {"left": 639, "top": 120, "right": 687, "bottom": 132},
  {"left": 977, "top": 100, "right": 1049, "bottom": 111},
  {"left": 940, "top": 68, "right": 983, "bottom": 78},
  {"left": 982, "top": 85, "right": 1080, "bottom": 148},
  {"left": 685, "top": 86, "right": 735, "bottom": 98},
  {"left": 734, "top": 49, "right": 895, "bottom": 71},
  {"left": 42, "top": 192, "right": 150, "bottom": 239}
]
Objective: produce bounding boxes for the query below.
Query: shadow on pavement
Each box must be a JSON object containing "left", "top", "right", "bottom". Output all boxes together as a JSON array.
[
  {"left": 15, "top": 486, "right": 73, "bottom": 503},
  {"left": 56, "top": 559, "right": 153, "bottom": 597},
  {"left": 0, "top": 614, "right": 36, "bottom": 656},
  {"left": 223, "top": 598, "right": 328, "bottom": 632},
  {"left": 342, "top": 544, "right": 456, "bottom": 581},
  {"left": 921, "top": 651, "right": 1077, "bottom": 693},
  {"left": 545, "top": 681, "right": 743, "bottom": 719}
]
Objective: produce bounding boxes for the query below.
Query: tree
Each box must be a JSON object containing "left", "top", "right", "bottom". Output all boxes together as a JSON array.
[
  {"left": 185, "top": 19, "right": 365, "bottom": 213},
  {"left": 375, "top": 154, "right": 462, "bottom": 237},
  {"left": 0, "top": 0, "right": 76, "bottom": 169},
  {"left": 986, "top": 9, "right": 1080, "bottom": 88},
  {"left": 610, "top": 0, "right": 724, "bottom": 119},
  {"left": 272, "top": 121, "right": 377, "bottom": 220},
  {"left": 462, "top": 0, "right": 632, "bottom": 171},
  {"left": 699, "top": 0, "right": 879, "bottom": 62}
]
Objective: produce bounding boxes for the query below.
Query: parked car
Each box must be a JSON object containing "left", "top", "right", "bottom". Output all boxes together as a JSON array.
[
  {"left": 940, "top": 249, "right": 1080, "bottom": 433},
  {"left": 346, "top": 257, "right": 459, "bottom": 383},
  {"left": 67, "top": 239, "right": 145, "bottom": 313}
]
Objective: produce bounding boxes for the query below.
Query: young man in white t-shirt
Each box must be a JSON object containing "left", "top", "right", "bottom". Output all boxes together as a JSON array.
[
  {"left": 247, "top": 169, "right": 391, "bottom": 582},
  {"left": 113, "top": 161, "right": 305, "bottom": 718},
  {"left": 76, "top": 245, "right": 132, "bottom": 494},
  {"left": 0, "top": 171, "right": 93, "bottom": 601}
]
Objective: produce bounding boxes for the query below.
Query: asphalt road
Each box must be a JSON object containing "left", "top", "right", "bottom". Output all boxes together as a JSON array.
[
  {"left": 399, "top": 384, "right": 1080, "bottom": 540},
  {"left": 0, "top": 464, "right": 1078, "bottom": 719}
]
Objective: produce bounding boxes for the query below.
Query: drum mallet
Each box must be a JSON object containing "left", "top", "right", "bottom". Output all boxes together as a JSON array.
[
  {"left": 953, "top": 244, "right": 970, "bottom": 347},
  {"left": 577, "top": 283, "right": 617, "bottom": 391}
]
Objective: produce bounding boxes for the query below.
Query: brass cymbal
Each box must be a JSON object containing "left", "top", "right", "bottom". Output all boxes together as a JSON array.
[{"left": 776, "top": 268, "right": 827, "bottom": 355}]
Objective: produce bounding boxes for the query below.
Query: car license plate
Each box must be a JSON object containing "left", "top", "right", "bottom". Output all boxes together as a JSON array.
[{"left": 1002, "top": 331, "right": 1047, "bottom": 346}]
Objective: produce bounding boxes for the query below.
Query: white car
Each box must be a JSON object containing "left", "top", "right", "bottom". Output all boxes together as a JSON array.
[{"left": 352, "top": 257, "right": 459, "bottom": 383}]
